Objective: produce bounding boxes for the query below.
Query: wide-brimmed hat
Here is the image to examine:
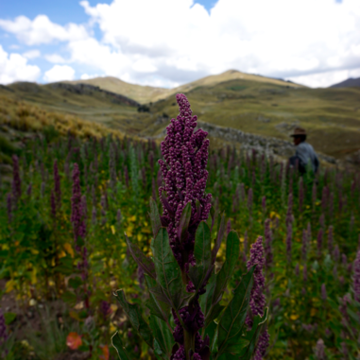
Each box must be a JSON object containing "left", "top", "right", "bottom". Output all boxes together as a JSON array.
[{"left": 290, "top": 127, "right": 307, "bottom": 137}]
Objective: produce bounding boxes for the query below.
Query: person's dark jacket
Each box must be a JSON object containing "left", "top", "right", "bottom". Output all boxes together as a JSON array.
[{"left": 295, "top": 141, "right": 319, "bottom": 173}]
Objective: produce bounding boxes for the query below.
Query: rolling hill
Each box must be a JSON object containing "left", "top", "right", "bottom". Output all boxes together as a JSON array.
[
  {"left": 0, "top": 81, "right": 153, "bottom": 135},
  {"left": 66, "top": 70, "right": 303, "bottom": 104},
  {"left": 138, "top": 77, "right": 360, "bottom": 160},
  {"left": 1, "top": 70, "right": 360, "bottom": 163},
  {"left": 330, "top": 77, "right": 360, "bottom": 88}
]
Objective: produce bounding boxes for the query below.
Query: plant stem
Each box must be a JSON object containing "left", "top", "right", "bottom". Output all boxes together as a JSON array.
[{"left": 184, "top": 329, "right": 195, "bottom": 360}]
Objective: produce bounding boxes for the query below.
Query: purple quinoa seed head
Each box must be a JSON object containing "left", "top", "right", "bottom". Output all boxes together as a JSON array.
[
  {"left": 264, "top": 219, "right": 273, "bottom": 270},
  {"left": 321, "top": 283, "right": 327, "bottom": 301},
  {"left": 247, "top": 236, "right": 266, "bottom": 318},
  {"left": 158, "top": 93, "right": 211, "bottom": 269},
  {"left": 50, "top": 190, "right": 56, "bottom": 218},
  {"left": 261, "top": 196, "right": 266, "bottom": 213},
  {"left": 314, "top": 338, "right": 325, "bottom": 360},
  {"left": 286, "top": 223, "right": 292, "bottom": 263},
  {"left": 328, "top": 225, "right": 334, "bottom": 253},
  {"left": 317, "top": 229, "right": 323, "bottom": 257},
  {"left": 353, "top": 250, "right": 360, "bottom": 303},
  {"left": 226, "top": 219, "right": 231, "bottom": 235},
  {"left": 254, "top": 328, "right": 270, "bottom": 360},
  {"left": 12, "top": 155, "right": 21, "bottom": 201},
  {"left": 6, "top": 193, "right": 12, "bottom": 223},
  {"left": 342, "top": 253, "right": 347, "bottom": 266},
  {"left": 53, "top": 159, "right": 61, "bottom": 206},
  {"left": 333, "top": 245, "right": 340, "bottom": 262},
  {"left": 247, "top": 188, "right": 253, "bottom": 212},
  {"left": 71, "top": 163, "right": 86, "bottom": 242}
]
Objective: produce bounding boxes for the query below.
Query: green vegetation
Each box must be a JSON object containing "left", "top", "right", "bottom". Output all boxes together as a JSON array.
[{"left": 0, "top": 115, "right": 359, "bottom": 358}]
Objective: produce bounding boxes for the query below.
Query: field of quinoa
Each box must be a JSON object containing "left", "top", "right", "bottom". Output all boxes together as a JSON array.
[{"left": 0, "top": 94, "right": 359, "bottom": 360}]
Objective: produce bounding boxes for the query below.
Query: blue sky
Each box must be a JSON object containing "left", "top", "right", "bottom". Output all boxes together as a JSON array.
[
  {"left": 0, "top": 0, "right": 359, "bottom": 88},
  {"left": 0, "top": 0, "right": 218, "bottom": 24}
]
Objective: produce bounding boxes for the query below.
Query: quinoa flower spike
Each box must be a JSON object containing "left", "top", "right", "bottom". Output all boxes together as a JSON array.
[{"left": 111, "top": 94, "right": 268, "bottom": 360}]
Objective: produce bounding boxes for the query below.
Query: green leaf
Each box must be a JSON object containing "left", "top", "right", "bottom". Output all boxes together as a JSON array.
[
  {"left": 149, "top": 315, "right": 175, "bottom": 358},
  {"left": 214, "top": 231, "right": 240, "bottom": 304},
  {"left": 55, "top": 255, "right": 73, "bottom": 275},
  {"left": 218, "top": 354, "right": 238, "bottom": 360},
  {"left": 206, "top": 206, "right": 216, "bottom": 232},
  {"left": 204, "top": 231, "right": 240, "bottom": 326},
  {"left": 239, "top": 308, "right": 268, "bottom": 360},
  {"left": 188, "top": 264, "right": 206, "bottom": 290},
  {"left": 152, "top": 228, "right": 190, "bottom": 310},
  {"left": 193, "top": 222, "right": 212, "bottom": 270},
  {"left": 224, "top": 338, "right": 250, "bottom": 353},
  {"left": 211, "top": 212, "right": 226, "bottom": 262},
  {"left": 189, "top": 222, "right": 213, "bottom": 291},
  {"left": 111, "top": 332, "right": 132, "bottom": 360},
  {"left": 62, "top": 290, "right": 77, "bottom": 306},
  {"left": 68, "top": 276, "right": 82, "bottom": 289},
  {"left": 177, "top": 202, "right": 191, "bottom": 242},
  {"left": 150, "top": 198, "right": 161, "bottom": 238},
  {"left": 4, "top": 312, "right": 16, "bottom": 325},
  {"left": 114, "top": 289, "right": 154, "bottom": 348},
  {"left": 204, "top": 321, "right": 218, "bottom": 354},
  {"left": 217, "top": 266, "right": 254, "bottom": 356},
  {"left": 200, "top": 272, "right": 216, "bottom": 318},
  {"left": 126, "top": 235, "right": 156, "bottom": 280},
  {"left": 205, "top": 303, "right": 225, "bottom": 326},
  {"left": 145, "top": 275, "right": 171, "bottom": 323}
]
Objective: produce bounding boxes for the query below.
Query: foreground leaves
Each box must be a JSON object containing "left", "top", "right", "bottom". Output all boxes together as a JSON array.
[
  {"left": 114, "top": 289, "right": 154, "bottom": 348},
  {"left": 111, "top": 332, "right": 132, "bottom": 360},
  {"left": 152, "top": 228, "right": 190, "bottom": 310},
  {"left": 189, "top": 221, "right": 212, "bottom": 291},
  {"left": 201, "top": 230, "right": 240, "bottom": 327},
  {"left": 149, "top": 315, "right": 175, "bottom": 359},
  {"left": 125, "top": 235, "right": 156, "bottom": 279},
  {"left": 216, "top": 266, "right": 255, "bottom": 356}
]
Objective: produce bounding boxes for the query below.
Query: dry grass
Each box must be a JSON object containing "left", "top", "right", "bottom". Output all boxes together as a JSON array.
[
  {"left": 0, "top": 95, "right": 127, "bottom": 140},
  {"left": 66, "top": 76, "right": 169, "bottom": 105}
]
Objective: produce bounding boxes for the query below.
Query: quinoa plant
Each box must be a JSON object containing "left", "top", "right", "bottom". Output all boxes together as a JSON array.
[{"left": 111, "top": 94, "right": 268, "bottom": 360}]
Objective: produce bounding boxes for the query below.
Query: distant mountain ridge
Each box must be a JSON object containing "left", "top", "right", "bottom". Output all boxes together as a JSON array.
[
  {"left": 65, "top": 69, "right": 304, "bottom": 104},
  {"left": 330, "top": 77, "right": 360, "bottom": 88}
]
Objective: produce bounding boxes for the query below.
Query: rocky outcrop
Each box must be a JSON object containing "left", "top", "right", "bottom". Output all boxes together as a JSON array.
[
  {"left": 196, "top": 121, "right": 336, "bottom": 164},
  {"left": 153, "top": 120, "right": 336, "bottom": 164}
]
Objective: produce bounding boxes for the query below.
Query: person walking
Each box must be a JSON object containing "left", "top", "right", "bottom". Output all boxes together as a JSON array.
[{"left": 289, "top": 127, "right": 319, "bottom": 174}]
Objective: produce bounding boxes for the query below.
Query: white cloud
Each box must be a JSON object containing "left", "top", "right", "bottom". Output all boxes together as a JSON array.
[
  {"left": 80, "top": 73, "right": 99, "bottom": 80},
  {"left": 0, "top": 45, "right": 41, "bottom": 84},
  {"left": 45, "top": 53, "right": 67, "bottom": 63},
  {"left": 22, "top": 49, "right": 40, "bottom": 59},
  {"left": 132, "top": 58, "right": 157, "bottom": 73},
  {"left": 0, "top": 15, "right": 88, "bottom": 45},
  {"left": 74, "top": 0, "right": 360, "bottom": 87},
  {"left": 287, "top": 67, "right": 360, "bottom": 88},
  {"left": 43, "top": 65, "right": 75, "bottom": 82},
  {"left": 0, "top": 0, "right": 359, "bottom": 87}
]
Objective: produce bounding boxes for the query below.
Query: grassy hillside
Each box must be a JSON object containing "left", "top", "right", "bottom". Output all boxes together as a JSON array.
[
  {"left": 66, "top": 76, "right": 169, "bottom": 104},
  {"left": 67, "top": 70, "right": 302, "bottom": 104},
  {"left": 0, "top": 82, "right": 153, "bottom": 136},
  {"left": 0, "top": 93, "right": 133, "bottom": 165},
  {"left": 1, "top": 70, "right": 360, "bottom": 162},
  {"left": 139, "top": 78, "right": 360, "bottom": 159}
]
